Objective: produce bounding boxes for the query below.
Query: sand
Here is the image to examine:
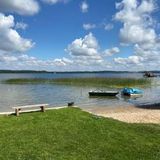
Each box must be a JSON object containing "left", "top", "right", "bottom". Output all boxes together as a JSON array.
[{"left": 83, "top": 105, "right": 160, "bottom": 124}]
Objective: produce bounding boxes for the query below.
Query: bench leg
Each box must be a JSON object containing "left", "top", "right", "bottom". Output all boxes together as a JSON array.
[
  {"left": 40, "top": 106, "right": 45, "bottom": 112},
  {"left": 15, "top": 109, "right": 20, "bottom": 116}
]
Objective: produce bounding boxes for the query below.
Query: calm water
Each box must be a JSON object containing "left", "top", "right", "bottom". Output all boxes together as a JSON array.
[{"left": 0, "top": 72, "right": 160, "bottom": 112}]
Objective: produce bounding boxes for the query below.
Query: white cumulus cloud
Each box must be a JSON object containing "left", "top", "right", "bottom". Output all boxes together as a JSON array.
[
  {"left": 114, "top": 56, "right": 143, "bottom": 65},
  {"left": 66, "top": 33, "right": 99, "bottom": 57},
  {"left": 114, "top": 0, "right": 160, "bottom": 70},
  {"left": 66, "top": 33, "right": 104, "bottom": 66},
  {"left": 115, "top": 0, "right": 156, "bottom": 44},
  {"left": 0, "top": 0, "right": 39, "bottom": 15},
  {"left": 104, "top": 23, "right": 114, "bottom": 31},
  {"left": 42, "top": 0, "right": 69, "bottom": 4},
  {"left": 0, "top": 52, "right": 74, "bottom": 70},
  {"left": 15, "top": 22, "right": 28, "bottom": 30},
  {"left": 104, "top": 47, "right": 120, "bottom": 56},
  {"left": 0, "top": 13, "right": 34, "bottom": 53},
  {"left": 83, "top": 23, "right": 96, "bottom": 30},
  {"left": 81, "top": 1, "right": 89, "bottom": 13}
]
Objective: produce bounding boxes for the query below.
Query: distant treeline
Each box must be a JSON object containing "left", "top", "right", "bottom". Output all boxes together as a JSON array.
[
  {"left": 0, "top": 70, "right": 49, "bottom": 73},
  {"left": 0, "top": 70, "right": 159, "bottom": 74}
]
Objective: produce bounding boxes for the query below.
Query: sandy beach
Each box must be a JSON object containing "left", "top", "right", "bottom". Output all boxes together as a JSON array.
[{"left": 83, "top": 105, "right": 160, "bottom": 124}]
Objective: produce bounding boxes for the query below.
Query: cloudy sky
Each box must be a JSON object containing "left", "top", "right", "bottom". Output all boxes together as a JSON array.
[{"left": 0, "top": 0, "right": 160, "bottom": 71}]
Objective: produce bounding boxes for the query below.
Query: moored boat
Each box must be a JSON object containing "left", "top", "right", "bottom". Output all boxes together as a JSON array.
[
  {"left": 122, "top": 88, "right": 143, "bottom": 96},
  {"left": 89, "top": 90, "right": 119, "bottom": 96},
  {"left": 143, "top": 72, "right": 157, "bottom": 77}
]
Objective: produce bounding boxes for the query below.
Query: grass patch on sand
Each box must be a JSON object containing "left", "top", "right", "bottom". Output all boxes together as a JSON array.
[
  {"left": 4, "top": 77, "right": 151, "bottom": 88},
  {"left": 0, "top": 108, "right": 159, "bottom": 160}
]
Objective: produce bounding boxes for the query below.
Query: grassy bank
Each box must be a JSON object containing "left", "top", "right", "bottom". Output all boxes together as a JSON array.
[
  {"left": 0, "top": 108, "right": 159, "bottom": 160},
  {"left": 4, "top": 77, "right": 151, "bottom": 88}
]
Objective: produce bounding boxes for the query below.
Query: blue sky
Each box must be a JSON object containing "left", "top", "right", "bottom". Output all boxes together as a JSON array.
[
  {"left": 0, "top": 0, "right": 160, "bottom": 71},
  {"left": 19, "top": 0, "right": 119, "bottom": 59}
]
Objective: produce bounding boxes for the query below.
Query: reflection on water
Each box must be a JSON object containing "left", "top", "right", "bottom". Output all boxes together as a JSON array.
[{"left": 0, "top": 73, "right": 160, "bottom": 112}]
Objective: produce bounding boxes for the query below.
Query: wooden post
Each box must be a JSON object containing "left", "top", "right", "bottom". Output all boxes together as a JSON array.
[
  {"left": 40, "top": 106, "right": 45, "bottom": 112},
  {"left": 68, "top": 102, "right": 74, "bottom": 107}
]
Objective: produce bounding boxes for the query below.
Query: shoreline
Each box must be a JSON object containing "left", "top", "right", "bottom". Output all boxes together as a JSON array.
[
  {"left": 83, "top": 105, "right": 160, "bottom": 124},
  {"left": 0, "top": 104, "right": 160, "bottom": 124}
]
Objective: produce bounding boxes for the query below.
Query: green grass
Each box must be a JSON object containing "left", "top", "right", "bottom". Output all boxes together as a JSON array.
[
  {"left": 4, "top": 77, "right": 151, "bottom": 88},
  {"left": 0, "top": 108, "right": 159, "bottom": 160}
]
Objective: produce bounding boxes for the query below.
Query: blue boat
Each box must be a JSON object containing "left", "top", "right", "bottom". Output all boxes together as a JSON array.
[{"left": 122, "top": 88, "right": 143, "bottom": 96}]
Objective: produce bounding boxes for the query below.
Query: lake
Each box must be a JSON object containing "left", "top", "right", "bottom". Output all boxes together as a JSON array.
[{"left": 0, "top": 72, "right": 160, "bottom": 112}]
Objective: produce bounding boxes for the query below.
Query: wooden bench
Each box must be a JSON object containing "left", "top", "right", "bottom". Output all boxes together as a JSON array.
[{"left": 12, "top": 104, "right": 49, "bottom": 116}]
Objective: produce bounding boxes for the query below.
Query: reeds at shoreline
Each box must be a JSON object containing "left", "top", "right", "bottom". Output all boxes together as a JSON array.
[{"left": 4, "top": 77, "right": 151, "bottom": 88}]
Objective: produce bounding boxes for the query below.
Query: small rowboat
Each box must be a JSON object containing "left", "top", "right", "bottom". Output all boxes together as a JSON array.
[{"left": 89, "top": 90, "right": 119, "bottom": 96}]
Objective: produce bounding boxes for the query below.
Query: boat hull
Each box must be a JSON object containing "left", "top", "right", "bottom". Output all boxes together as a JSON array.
[
  {"left": 89, "top": 91, "right": 119, "bottom": 96},
  {"left": 122, "top": 93, "right": 143, "bottom": 97}
]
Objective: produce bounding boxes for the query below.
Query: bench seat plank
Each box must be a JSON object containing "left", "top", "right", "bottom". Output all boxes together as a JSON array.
[{"left": 13, "top": 104, "right": 48, "bottom": 109}]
